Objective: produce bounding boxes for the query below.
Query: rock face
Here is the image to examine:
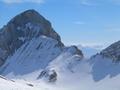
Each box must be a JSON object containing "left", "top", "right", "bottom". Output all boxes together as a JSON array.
[
  {"left": 7, "top": 9, "right": 61, "bottom": 41},
  {"left": 65, "top": 46, "right": 83, "bottom": 56},
  {"left": 0, "top": 9, "right": 63, "bottom": 66},
  {"left": 0, "top": 9, "right": 84, "bottom": 82},
  {"left": 37, "top": 69, "right": 57, "bottom": 82},
  {"left": 90, "top": 41, "right": 120, "bottom": 81},
  {"left": 100, "top": 41, "right": 120, "bottom": 61}
]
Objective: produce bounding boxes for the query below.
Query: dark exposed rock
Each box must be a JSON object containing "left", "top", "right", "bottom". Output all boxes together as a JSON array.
[
  {"left": 37, "top": 70, "right": 57, "bottom": 82},
  {"left": 100, "top": 41, "right": 120, "bottom": 61},
  {"left": 0, "top": 9, "right": 64, "bottom": 66},
  {"left": 65, "top": 45, "right": 84, "bottom": 58},
  {"left": 72, "top": 46, "right": 84, "bottom": 56},
  {"left": 7, "top": 9, "right": 62, "bottom": 41},
  {"left": 27, "top": 83, "right": 34, "bottom": 87},
  {"left": 0, "top": 10, "right": 84, "bottom": 83},
  {"left": 48, "top": 70, "right": 57, "bottom": 82}
]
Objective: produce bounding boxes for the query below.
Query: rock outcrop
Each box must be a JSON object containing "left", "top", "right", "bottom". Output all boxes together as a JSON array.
[
  {"left": 0, "top": 9, "right": 63, "bottom": 66},
  {"left": 100, "top": 41, "right": 120, "bottom": 61},
  {"left": 0, "top": 10, "right": 84, "bottom": 82}
]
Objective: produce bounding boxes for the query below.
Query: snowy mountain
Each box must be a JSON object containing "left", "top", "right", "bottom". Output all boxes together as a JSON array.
[
  {"left": 90, "top": 40, "right": 120, "bottom": 81},
  {"left": 0, "top": 9, "right": 62, "bottom": 66},
  {"left": 0, "top": 9, "right": 120, "bottom": 90},
  {"left": 0, "top": 10, "right": 83, "bottom": 82},
  {"left": 100, "top": 41, "right": 120, "bottom": 61}
]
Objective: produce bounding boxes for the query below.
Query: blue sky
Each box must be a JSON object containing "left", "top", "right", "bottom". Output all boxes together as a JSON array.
[{"left": 0, "top": 0, "right": 120, "bottom": 46}]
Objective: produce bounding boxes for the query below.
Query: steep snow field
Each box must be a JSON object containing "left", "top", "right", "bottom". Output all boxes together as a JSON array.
[
  {"left": 0, "top": 76, "right": 37, "bottom": 90},
  {"left": 0, "top": 35, "right": 119, "bottom": 90},
  {"left": 1, "top": 58, "right": 120, "bottom": 90},
  {"left": 0, "top": 47, "right": 120, "bottom": 90},
  {"left": 0, "top": 36, "right": 63, "bottom": 80}
]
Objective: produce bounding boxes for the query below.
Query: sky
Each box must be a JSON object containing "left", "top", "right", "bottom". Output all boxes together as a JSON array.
[{"left": 0, "top": 0, "right": 120, "bottom": 47}]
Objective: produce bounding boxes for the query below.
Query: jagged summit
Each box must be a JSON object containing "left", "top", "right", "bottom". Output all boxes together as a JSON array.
[
  {"left": 0, "top": 9, "right": 63, "bottom": 66},
  {"left": 90, "top": 41, "right": 120, "bottom": 81},
  {"left": 0, "top": 10, "right": 83, "bottom": 82},
  {"left": 9, "top": 9, "right": 44, "bottom": 23},
  {"left": 5, "top": 9, "right": 61, "bottom": 41},
  {"left": 8, "top": 9, "right": 44, "bottom": 25},
  {"left": 100, "top": 40, "right": 120, "bottom": 61}
]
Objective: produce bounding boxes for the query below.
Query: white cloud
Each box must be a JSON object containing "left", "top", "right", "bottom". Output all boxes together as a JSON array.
[
  {"left": 79, "top": 0, "right": 120, "bottom": 6},
  {"left": 79, "top": 0, "right": 98, "bottom": 6},
  {"left": 80, "top": 0, "right": 94, "bottom": 6},
  {"left": 106, "top": 28, "right": 120, "bottom": 32},
  {"left": 79, "top": 43, "right": 105, "bottom": 48},
  {"left": 104, "top": 24, "right": 120, "bottom": 32},
  {"left": 74, "top": 21, "right": 85, "bottom": 25},
  {"left": 110, "top": 0, "right": 120, "bottom": 5},
  {"left": 1, "top": 0, "right": 45, "bottom": 4}
]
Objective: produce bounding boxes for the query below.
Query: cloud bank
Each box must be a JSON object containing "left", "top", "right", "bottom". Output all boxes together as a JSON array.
[
  {"left": 0, "top": 0, "right": 45, "bottom": 4},
  {"left": 79, "top": 0, "right": 120, "bottom": 6}
]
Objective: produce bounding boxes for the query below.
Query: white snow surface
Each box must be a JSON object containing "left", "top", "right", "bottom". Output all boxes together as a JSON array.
[
  {"left": 0, "top": 36, "right": 120, "bottom": 90},
  {"left": 0, "top": 35, "right": 63, "bottom": 80},
  {"left": 0, "top": 55, "right": 120, "bottom": 90}
]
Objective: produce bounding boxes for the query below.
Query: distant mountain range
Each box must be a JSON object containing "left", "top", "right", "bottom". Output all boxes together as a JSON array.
[{"left": 77, "top": 45, "right": 104, "bottom": 58}]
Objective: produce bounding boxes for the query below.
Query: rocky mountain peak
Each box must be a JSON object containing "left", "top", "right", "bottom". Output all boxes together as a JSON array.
[
  {"left": 0, "top": 9, "right": 63, "bottom": 66},
  {"left": 6, "top": 9, "right": 61, "bottom": 41},
  {"left": 100, "top": 41, "right": 120, "bottom": 61},
  {"left": 9, "top": 9, "right": 43, "bottom": 25}
]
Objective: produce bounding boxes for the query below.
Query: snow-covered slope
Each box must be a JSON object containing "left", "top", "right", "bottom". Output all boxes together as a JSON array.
[
  {"left": 0, "top": 36, "right": 63, "bottom": 80},
  {"left": 100, "top": 41, "right": 120, "bottom": 61},
  {"left": 0, "top": 9, "right": 62, "bottom": 66},
  {"left": 0, "top": 10, "right": 83, "bottom": 82},
  {"left": 0, "top": 9, "right": 120, "bottom": 90},
  {"left": 90, "top": 41, "right": 120, "bottom": 81},
  {"left": 0, "top": 75, "right": 37, "bottom": 90},
  {"left": 90, "top": 55, "right": 120, "bottom": 81}
]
